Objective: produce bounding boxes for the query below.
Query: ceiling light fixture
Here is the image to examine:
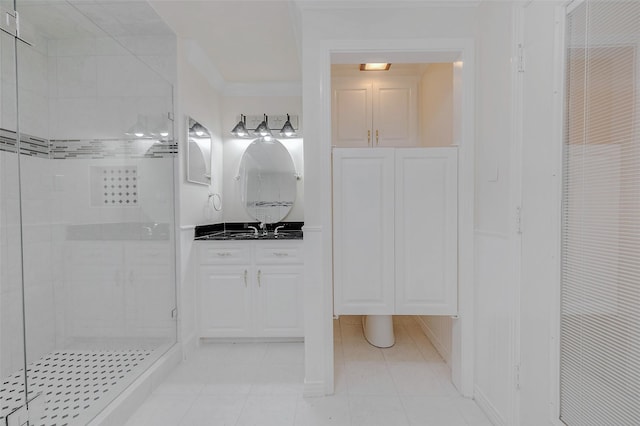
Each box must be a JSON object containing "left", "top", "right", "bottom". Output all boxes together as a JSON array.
[
  {"left": 231, "top": 114, "right": 250, "bottom": 138},
  {"left": 279, "top": 114, "right": 296, "bottom": 138},
  {"left": 360, "top": 63, "right": 391, "bottom": 71}
]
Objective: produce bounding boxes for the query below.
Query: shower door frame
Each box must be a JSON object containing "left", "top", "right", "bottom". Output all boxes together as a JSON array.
[{"left": 1, "top": 3, "right": 45, "bottom": 426}]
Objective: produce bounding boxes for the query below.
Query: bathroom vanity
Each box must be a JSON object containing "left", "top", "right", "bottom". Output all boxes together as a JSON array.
[
  {"left": 196, "top": 233, "right": 304, "bottom": 339},
  {"left": 195, "top": 223, "right": 304, "bottom": 339}
]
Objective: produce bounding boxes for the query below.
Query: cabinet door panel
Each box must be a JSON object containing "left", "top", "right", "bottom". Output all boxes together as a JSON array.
[
  {"left": 373, "top": 79, "right": 418, "bottom": 147},
  {"left": 199, "top": 266, "right": 251, "bottom": 337},
  {"left": 333, "top": 148, "right": 395, "bottom": 314},
  {"left": 255, "top": 266, "right": 304, "bottom": 337},
  {"left": 395, "top": 148, "right": 458, "bottom": 314},
  {"left": 332, "top": 81, "right": 372, "bottom": 147}
]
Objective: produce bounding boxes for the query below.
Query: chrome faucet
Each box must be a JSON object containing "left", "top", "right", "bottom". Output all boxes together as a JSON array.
[
  {"left": 259, "top": 222, "right": 268, "bottom": 236},
  {"left": 247, "top": 226, "right": 259, "bottom": 236},
  {"left": 274, "top": 225, "right": 285, "bottom": 236}
]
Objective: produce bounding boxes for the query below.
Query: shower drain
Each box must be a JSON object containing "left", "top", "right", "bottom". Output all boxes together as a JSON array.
[{"left": 0, "top": 349, "right": 152, "bottom": 426}]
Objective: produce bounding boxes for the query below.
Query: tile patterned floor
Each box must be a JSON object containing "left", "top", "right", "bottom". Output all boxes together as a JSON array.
[
  {"left": 126, "top": 316, "right": 492, "bottom": 426},
  {"left": 1, "top": 349, "right": 154, "bottom": 426}
]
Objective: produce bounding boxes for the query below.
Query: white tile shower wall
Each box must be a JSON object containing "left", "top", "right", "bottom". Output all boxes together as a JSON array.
[
  {"left": 9, "top": 156, "right": 59, "bottom": 368},
  {"left": 0, "top": 152, "right": 24, "bottom": 378},
  {"left": 47, "top": 37, "right": 174, "bottom": 141}
]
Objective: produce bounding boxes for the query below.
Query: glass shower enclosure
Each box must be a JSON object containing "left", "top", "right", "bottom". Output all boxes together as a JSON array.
[{"left": 1, "top": 1, "right": 178, "bottom": 424}]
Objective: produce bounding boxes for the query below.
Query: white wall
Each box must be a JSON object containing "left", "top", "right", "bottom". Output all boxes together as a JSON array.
[
  {"left": 417, "top": 315, "right": 453, "bottom": 364},
  {"left": 175, "top": 37, "right": 224, "bottom": 353},
  {"left": 473, "top": 2, "right": 517, "bottom": 424},
  {"left": 420, "top": 63, "right": 454, "bottom": 147},
  {"left": 519, "top": 3, "right": 563, "bottom": 425},
  {"left": 176, "top": 40, "right": 223, "bottom": 228},
  {"left": 221, "top": 95, "right": 303, "bottom": 223}
]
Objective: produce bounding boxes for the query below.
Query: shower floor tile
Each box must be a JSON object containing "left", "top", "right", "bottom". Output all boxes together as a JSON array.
[{"left": 1, "top": 348, "right": 154, "bottom": 426}]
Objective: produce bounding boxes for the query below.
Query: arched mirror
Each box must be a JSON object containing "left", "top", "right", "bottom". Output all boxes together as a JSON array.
[
  {"left": 187, "top": 116, "right": 212, "bottom": 185},
  {"left": 238, "top": 138, "right": 297, "bottom": 224}
]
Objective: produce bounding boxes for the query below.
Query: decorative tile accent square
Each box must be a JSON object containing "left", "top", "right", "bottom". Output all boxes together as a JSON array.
[{"left": 91, "top": 166, "right": 138, "bottom": 207}]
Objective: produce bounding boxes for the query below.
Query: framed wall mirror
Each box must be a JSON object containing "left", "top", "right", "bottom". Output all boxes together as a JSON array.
[
  {"left": 238, "top": 137, "right": 297, "bottom": 224},
  {"left": 186, "top": 116, "right": 212, "bottom": 185}
]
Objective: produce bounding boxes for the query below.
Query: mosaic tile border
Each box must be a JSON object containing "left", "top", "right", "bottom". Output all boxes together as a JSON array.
[
  {"left": 0, "top": 128, "right": 177, "bottom": 159},
  {"left": 51, "top": 139, "right": 177, "bottom": 159}
]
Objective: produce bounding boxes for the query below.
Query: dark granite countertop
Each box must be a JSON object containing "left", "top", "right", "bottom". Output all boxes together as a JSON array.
[{"left": 194, "top": 222, "right": 303, "bottom": 241}]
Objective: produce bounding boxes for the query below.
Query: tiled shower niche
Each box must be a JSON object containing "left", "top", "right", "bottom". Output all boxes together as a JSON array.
[{"left": 91, "top": 166, "right": 139, "bottom": 207}]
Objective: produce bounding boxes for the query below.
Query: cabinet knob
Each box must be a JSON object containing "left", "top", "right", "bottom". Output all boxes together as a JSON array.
[
  {"left": 376, "top": 129, "right": 379, "bottom": 145},
  {"left": 257, "top": 269, "right": 262, "bottom": 287},
  {"left": 367, "top": 130, "right": 371, "bottom": 146},
  {"left": 244, "top": 270, "right": 248, "bottom": 287},
  {"left": 273, "top": 252, "right": 289, "bottom": 257},
  {"left": 217, "top": 252, "right": 232, "bottom": 257}
]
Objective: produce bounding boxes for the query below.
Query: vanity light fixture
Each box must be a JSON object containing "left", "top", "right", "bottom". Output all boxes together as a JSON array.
[
  {"left": 360, "top": 63, "right": 391, "bottom": 71},
  {"left": 190, "top": 122, "right": 208, "bottom": 137},
  {"left": 254, "top": 114, "right": 273, "bottom": 138},
  {"left": 279, "top": 114, "right": 296, "bottom": 138},
  {"left": 231, "top": 114, "right": 250, "bottom": 138}
]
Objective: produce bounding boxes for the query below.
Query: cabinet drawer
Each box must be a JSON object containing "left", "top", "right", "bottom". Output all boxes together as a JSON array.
[
  {"left": 198, "top": 243, "right": 251, "bottom": 265},
  {"left": 255, "top": 243, "right": 303, "bottom": 265}
]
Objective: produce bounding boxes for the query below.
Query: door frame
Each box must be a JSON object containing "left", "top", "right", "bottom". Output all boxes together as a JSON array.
[{"left": 312, "top": 38, "right": 476, "bottom": 396}]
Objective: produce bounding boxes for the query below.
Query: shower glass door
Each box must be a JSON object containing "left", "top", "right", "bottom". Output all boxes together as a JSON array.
[
  {"left": 0, "top": 0, "right": 29, "bottom": 424},
  {"left": 8, "top": 1, "right": 178, "bottom": 424}
]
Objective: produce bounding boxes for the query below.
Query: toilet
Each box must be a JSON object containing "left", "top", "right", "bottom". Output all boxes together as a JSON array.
[{"left": 363, "top": 315, "right": 395, "bottom": 348}]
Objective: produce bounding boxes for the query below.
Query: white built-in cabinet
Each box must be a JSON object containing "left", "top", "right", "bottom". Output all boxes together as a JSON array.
[
  {"left": 197, "top": 241, "right": 304, "bottom": 339},
  {"left": 333, "top": 147, "right": 458, "bottom": 315},
  {"left": 332, "top": 77, "right": 418, "bottom": 147}
]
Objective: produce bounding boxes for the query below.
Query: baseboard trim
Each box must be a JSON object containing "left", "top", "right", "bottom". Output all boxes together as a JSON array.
[
  {"left": 415, "top": 316, "right": 451, "bottom": 365},
  {"left": 303, "top": 380, "right": 326, "bottom": 397},
  {"left": 474, "top": 385, "right": 507, "bottom": 426}
]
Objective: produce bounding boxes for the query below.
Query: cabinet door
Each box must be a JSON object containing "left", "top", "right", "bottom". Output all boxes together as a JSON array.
[
  {"left": 332, "top": 80, "right": 373, "bottom": 147},
  {"left": 333, "top": 148, "right": 395, "bottom": 314},
  {"left": 254, "top": 266, "right": 304, "bottom": 337},
  {"left": 395, "top": 148, "right": 458, "bottom": 315},
  {"left": 199, "top": 266, "right": 252, "bottom": 338},
  {"left": 373, "top": 78, "right": 418, "bottom": 147}
]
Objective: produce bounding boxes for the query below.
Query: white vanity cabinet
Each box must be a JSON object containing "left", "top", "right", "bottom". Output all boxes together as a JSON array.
[
  {"left": 332, "top": 77, "right": 418, "bottom": 148},
  {"left": 333, "top": 147, "right": 458, "bottom": 316},
  {"left": 197, "top": 240, "right": 304, "bottom": 339}
]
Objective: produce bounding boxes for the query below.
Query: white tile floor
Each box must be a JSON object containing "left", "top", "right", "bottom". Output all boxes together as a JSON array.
[{"left": 125, "top": 316, "right": 491, "bottom": 426}]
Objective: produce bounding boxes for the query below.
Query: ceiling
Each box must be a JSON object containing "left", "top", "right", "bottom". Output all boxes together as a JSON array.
[{"left": 149, "top": 1, "right": 301, "bottom": 84}]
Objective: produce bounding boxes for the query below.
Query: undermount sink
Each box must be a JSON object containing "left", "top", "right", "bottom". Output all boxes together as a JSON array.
[{"left": 196, "top": 229, "right": 302, "bottom": 241}]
